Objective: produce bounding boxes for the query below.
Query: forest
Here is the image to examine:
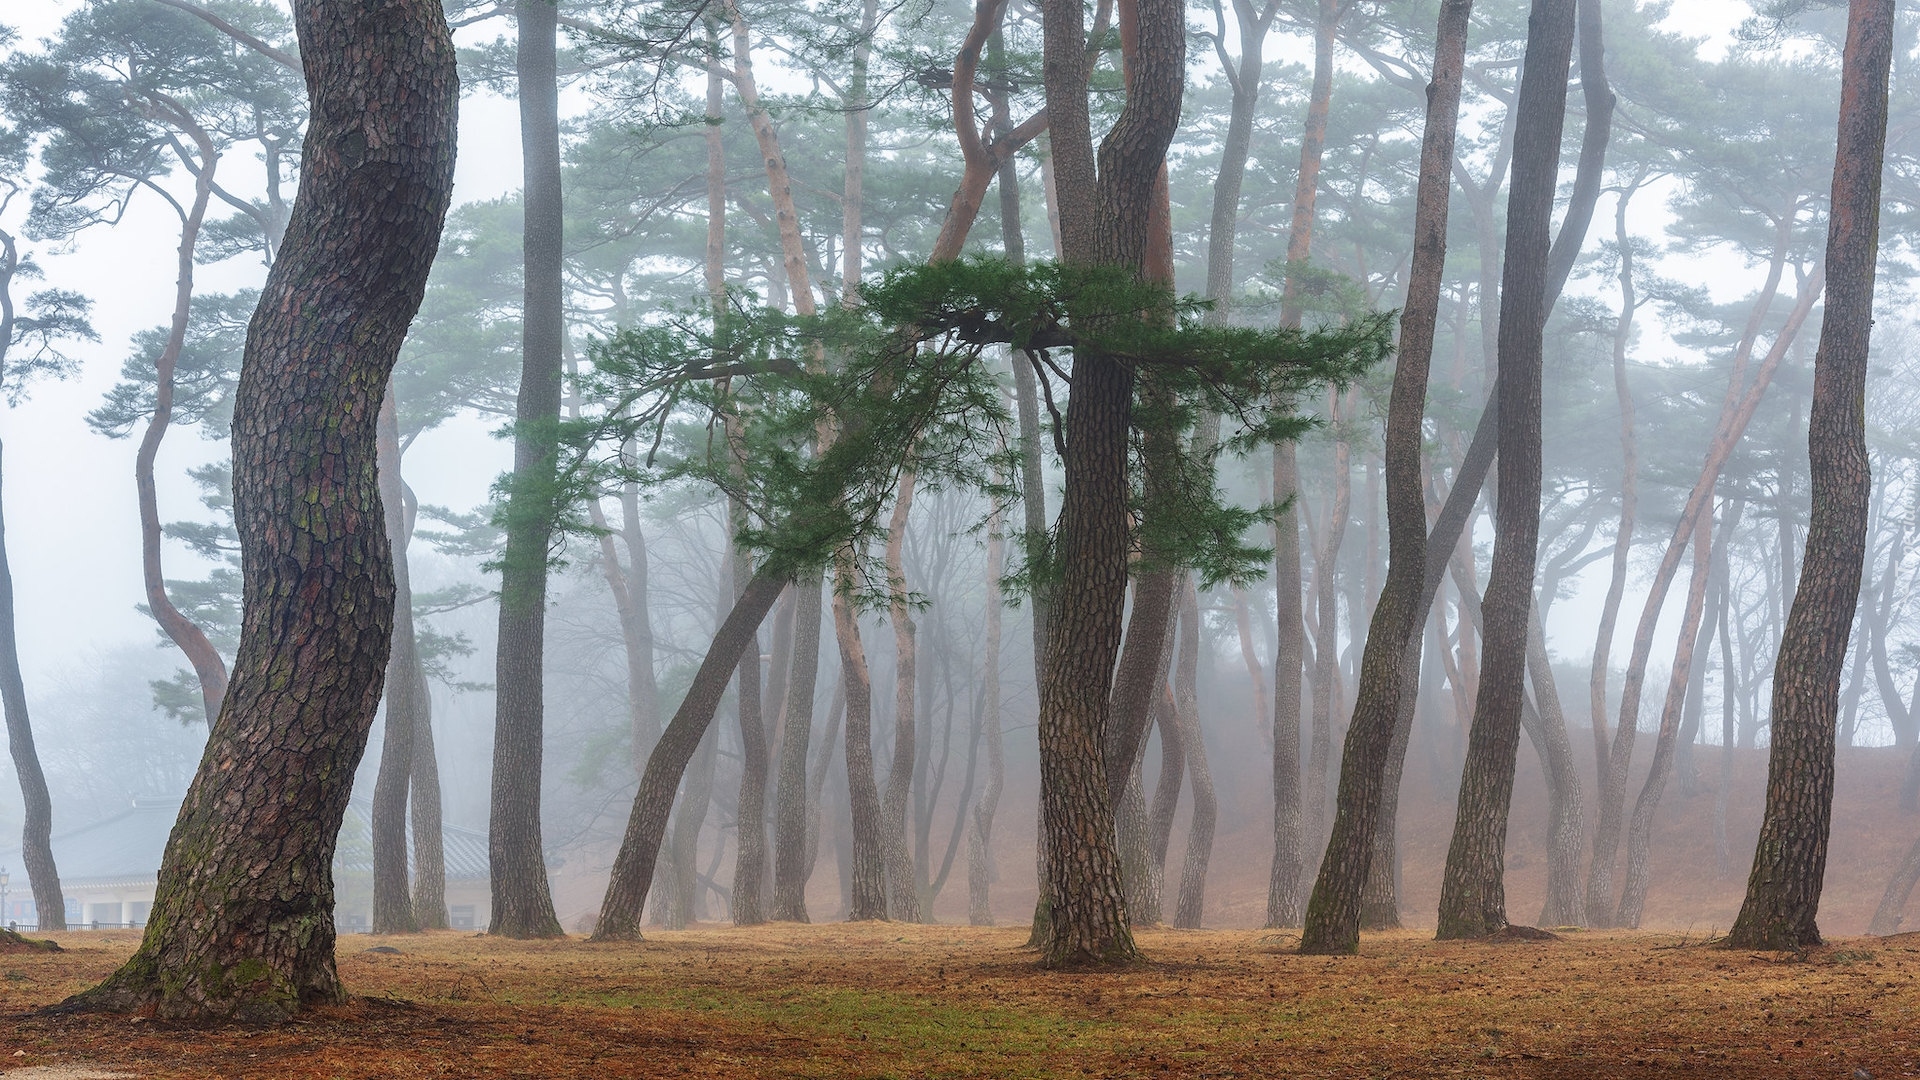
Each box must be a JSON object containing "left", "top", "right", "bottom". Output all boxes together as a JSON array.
[{"left": 1, "top": 0, "right": 1920, "bottom": 1073}]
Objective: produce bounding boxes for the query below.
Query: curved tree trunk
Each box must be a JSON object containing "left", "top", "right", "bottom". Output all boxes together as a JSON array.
[
  {"left": 1299, "top": 0, "right": 1471, "bottom": 952},
  {"left": 1729, "top": 0, "right": 1893, "bottom": 951},
  {"left": 488, "top": 0, "right": 566, "bottom": 940},
  {"left": 73, "top": 0, "right": 455, "bottom": 1016},
  {"left": 138, "top": 127, "right": 229, "bottom": 726},
  {"left": 1433, "top": 0, "right": 1575, "bottom": 941},
  {"left": 0, "top": 440, "right": 62, "bottom": 931},
  {"left": 1143, "top": 688, "right": 1183, "bottom": 924},
  {"left": 371, "top": 389, "right": 420, "bottom": 934}
]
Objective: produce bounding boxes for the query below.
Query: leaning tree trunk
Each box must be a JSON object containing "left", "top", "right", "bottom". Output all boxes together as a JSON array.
[
  {"left": 1433, "top": 0, "right": 1574, "bottom": 942},
  {"left": 1298, "top": 0, "right": 1471, "bottom": 953},
  {"left": 593, "top": 568, "right": 789, "bottom": 939},
  {"left": 1729, "top": 0, "right": 1893, "bottom": 952},
  {"left": 1869, "top": 829, "right": 1920, "bottom": 935},
  {"left": 371, "top": 389, "right": 420, "bottom": 934},
  {"left": 0, "top": 440, "right": 63, "bottom": 931},
  {"left": 71, "top": 0, "right": 456, "bottom": 1017},
  {"left": 488, "top": 0, "right": 566, "bottom": 940}
]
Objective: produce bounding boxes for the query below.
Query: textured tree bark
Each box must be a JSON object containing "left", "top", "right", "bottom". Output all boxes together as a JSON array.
[
  {"left": 371, "top": 390, "right": 420, "bottom": 934},
  {"left": 1432, "top": 0, "right": 1574, "bottom": 942},
  {"left": 0, "top": 440, "right": 63, "bottom": 931},
  {"left": 1588, "top": 253, "right": 1824, "bottom": 927},
  {"left": 409, "top": 651, "right": 448, "bottom": 930},
  {"left": 1616, "top": 511, "right": 1714, "bottom": 928},
  {"left": 593, "top": 568, "right": 788, "bottom": 939},
  {"left": 1172, "top": 581, "right": 1216, "bottom": 929},
  {"left": 488, "top": 0, "right": 566, "bottom": 940},
  {"left": 71, "top": 0, "right": 455, "bottom": 1017},
  {"left": 1728, "top": 0, "right": 1893, "bottom": 952},
  {"left": 1031, "top": 0, "right": 1183, "bottom": 968},
  {"left": 137, "top": 125, "right": 230, "bottom": 726},
  {"left": 1298, "top": 0, "right": 1471, "bottom": 953}
]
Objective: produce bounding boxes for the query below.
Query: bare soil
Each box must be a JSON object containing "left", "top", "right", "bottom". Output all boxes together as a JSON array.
[{"left": 2, "top": 923, "right": 1917, "bottom": 1078}]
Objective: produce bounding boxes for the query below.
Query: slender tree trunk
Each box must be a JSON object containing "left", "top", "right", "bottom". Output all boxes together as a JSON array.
[
  {"left": 138, "top": 129, "right": 229, "bottom": 726},
  {"left": 0, "top": 440, "right": 62, "bottom": 931},
  {"left": 967, "top": 499, "right": 1007, "bottom": 926},
  {"left": 836, "top": 588, "right": 890, "bottom": 919},
  {"left": 1143, "top": 689, "right": 1183, "bottom": 923},
  {"left": 1588, "top": 251, "right": 1824, "bottom": 925},
  {"left": 772, "top": 576, "right": 823, "bottom": 921},
  {"left": 1714, "top": 533, "right": 1739, "bottom": 877},
  {"left": 1617, "top": 510, "right": 1714, "bottom": 927},
  {"left": 1306, "top": 394, "right": 1352, "bottom": 855},
  {"left": 1267, "top": 442, "right": 1307, "bottom": 927},
  {"left": 488, "top": 0, "right": 566, "bottom": 940},
  {"left": 1729, "top": 0, "right": 1893, "bottom": 951},
  {"left": 1298, "top": 0, "right": 1471, "bottom": 952},
  {"left": 728, "top": 531, "right": 769, "bottom": 926},
  {"left": 74, "top": 0, "right": 455, "bottom": 1015},
  {"left": 593, "top": 568, "right": 789, "bottom": 939},
  {"left": 1526, "top": 610, "right": 1585, "bottom": 928},
  {"left": 1433, "top": 0, "right": 1574, "bottom": 941},
  {"left": 1172, "top": 580, "right": 1216, "bottom": 928},
  {"left": 881, "top": 472, "right": 923, "bottom": 921},
  {"left": 371, "top": 390, "right": 420, "bottom": 934}
]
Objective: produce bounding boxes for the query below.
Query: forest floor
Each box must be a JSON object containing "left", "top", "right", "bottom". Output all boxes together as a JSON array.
[{"left": 2, "top": 923, "right": 1918, "bottom": 1078}]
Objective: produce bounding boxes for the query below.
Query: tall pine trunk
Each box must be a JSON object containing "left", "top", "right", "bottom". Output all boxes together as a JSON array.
[
  {"left": 74, "top": 0, "right": 455, "bottom": 1015},
  {"left": 1299, "top": 0, "right": 1471, "bottom": 953},
  {"left": 1433, "top": 0, "right": 1574, "bottom": 941},
  {"left": 371, "top": 389, "right": 420, "bottom": 934},
  {"left": 0, "top": 440, "right": 62, "bottom": 931},
  {"left": 488, "top": 0, "right": 565, "bottom": 939},
  {"left": 1728, "top": 0, "right": 1893, "bottom": 951}
]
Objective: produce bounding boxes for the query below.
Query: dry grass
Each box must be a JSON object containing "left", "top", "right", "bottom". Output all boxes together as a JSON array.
[{"left": 2, "top": 923, "right": 1918, "bottom": 1077}]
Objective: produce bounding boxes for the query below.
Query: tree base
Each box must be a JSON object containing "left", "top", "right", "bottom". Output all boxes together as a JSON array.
[{"left": 0, "top": 928, "right": 60, "bottom": 953}]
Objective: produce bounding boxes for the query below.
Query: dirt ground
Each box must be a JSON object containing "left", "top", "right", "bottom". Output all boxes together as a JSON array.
[{"left": 3, "top": 923, "right": 1918, "bottom": 1078}]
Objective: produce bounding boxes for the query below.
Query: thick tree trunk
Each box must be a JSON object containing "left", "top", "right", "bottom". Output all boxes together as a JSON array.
[
  {"left": 593, "top": 568, "right": 788, "bottom": 939},
  {"left": 371, "top": 390, "right": 420, "bottom": 934},
  {"left": 1433, "top": 0, "right": 1574, "bottom": 941},
  {"left": 1728, "top": 0, "right": 1892, "bottom": 951},
  {"left": 881, "top": 472, "right": 923, "bottom": 921},
  {"left": 73, "top": 0, "right": 455, "bottom": 1016},
  {"left": 0, "top": 440, "right": 62, "bottom": 931},
  {"left": 1172, "top": 581, "right": 1216, "bottom": 928},
  {"left": 488, "top": 0, "right": 566, "bottom": 940},
  {"left": 1298, "top": 0, "right": 1471, "bottom": 953},
  {"left": 1031, "top": 0, "right": 1183, "bottom": 968}
]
